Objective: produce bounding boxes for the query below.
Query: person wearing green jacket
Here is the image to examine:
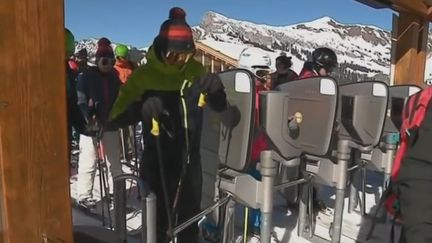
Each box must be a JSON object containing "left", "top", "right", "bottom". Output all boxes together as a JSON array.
[{"left": 110, "top": 7, "right": 227, "bottom": 243}]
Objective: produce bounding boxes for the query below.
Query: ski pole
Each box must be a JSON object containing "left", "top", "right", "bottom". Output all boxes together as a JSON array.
[
  {"left": 92, "top": 127, "right": 106, "bottom": 227},
  {"left": 99, "top": 141, "right": 113, "bottom": 230},
  {"left": 120, "top": 128, "right": 127, "bottom": 162},
  {"left": 96, "top": 145, "right": 106, "bottom": 227},
  {"left": 152, "top": 118, "right": 175, "bottom": 242},
  {"left": 133, "top": 124, "right": 140, "bottom": 174},
  {"left": 96, "top": 127, "right": 113, "bottom": 229}
]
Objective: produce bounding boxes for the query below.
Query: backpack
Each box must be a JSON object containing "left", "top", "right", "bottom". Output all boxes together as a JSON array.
[
  {"left": 385, "top": 87, "right": 432, "bottom": 217},
  {"left": 367, "top": 86, "right": 432, "bottom": 240}
]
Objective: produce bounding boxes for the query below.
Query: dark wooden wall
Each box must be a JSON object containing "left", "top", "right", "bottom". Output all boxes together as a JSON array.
[{"left": 0, "top": 0, "right": 73, "bottom": 242}]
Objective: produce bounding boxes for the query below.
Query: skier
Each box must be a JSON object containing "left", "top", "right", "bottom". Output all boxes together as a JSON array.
[
  {"left": 69, "top": 47, "right": 89, "bottom": 156},
  {"left": 113, "top": 43, "right": 137, "bottom": 162},
  {"left": 114, "top": 44, "right": 135, "bottom": 85},
  {"left": 76, "top": 37, "right": 123, "bottom": 208},
  {"left": 271, "top": 54, "right": 298, "bottom": 88},
  {"left": 298, "top": 47, "right": 338, "bottom": 213},
  {"left": 109, "top": 7, "right": 227, "bottom": 243},
  {"left": 298, "top": 47, "right": 338, "bottom": 79},
  {"left": 75, "top": 48, "right": 89, "bottom": 73},
  {"left": 65, "top": 28, "right": 85, "bottom": 150},
  {"left": 238, "top": 46, "right": 272, "bottom": 235}
]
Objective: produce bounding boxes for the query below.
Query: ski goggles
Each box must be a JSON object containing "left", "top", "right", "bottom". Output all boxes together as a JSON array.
[
  {"left": 98, "top": 57, "right": 115, "bottom": 66},
  {"left": 255, "top": 69, "right": 271, "bottom": 79},
  {"left": 164, "top": 51, "right": 194, "bottom": 65}
]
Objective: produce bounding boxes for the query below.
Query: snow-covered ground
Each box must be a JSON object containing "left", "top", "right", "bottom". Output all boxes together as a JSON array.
[{"left": 70, "top": 158, "right": 397, "bottom": 243}]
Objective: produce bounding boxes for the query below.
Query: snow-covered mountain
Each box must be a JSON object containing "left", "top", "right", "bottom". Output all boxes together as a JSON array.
[
  {"left": 74, "top": 38, "right": 146, "bottom": 65},
  {"left": 193, "top": 11, "right": 432, "bottom": 83},
  {"left": 75, "top": 11, "right": 432, "bottom": 83}
]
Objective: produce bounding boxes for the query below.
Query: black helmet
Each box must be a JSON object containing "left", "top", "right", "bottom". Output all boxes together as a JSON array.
[
  {"left": 312, "top": 47, "right": 338, "bottom": 71},
  {"left": 276, "top": 55, "right": 293, "bottom": 68}
]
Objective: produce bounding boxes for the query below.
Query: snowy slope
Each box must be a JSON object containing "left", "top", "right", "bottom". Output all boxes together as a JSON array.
[
  {"left": 198, "top": 39, "right": 305, "bottom": 74},
  {"left": 74, "top": 11, "right": 432, "bottom": 83},
  {"left": 74, "top": 38, "right": 146, "bottom": 65},
  {"left": 193, "top": 11, "right": 432, "bottom": 83}
]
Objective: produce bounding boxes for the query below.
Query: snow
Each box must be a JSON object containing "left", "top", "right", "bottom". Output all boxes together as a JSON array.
[
  {"left": 70, "top": 158, "right": 397, "bottom": 243},
  {"left": 305, "top": 16, "right": 339, "bottom": 29},
  {"left": 75, "top": 10, "right": 432, "bottom": 83},
  {"left": 195, "top": 11, "right": 395, "bottom": 78},
  {"left": 199, "top": 39, "right": 248, "bottom": 60},
  {"left": 69, "top": 9, "right": 429, "bottom": 243},
  {"left": 199, "top": 39, "right": 305, "bottom": 74}
]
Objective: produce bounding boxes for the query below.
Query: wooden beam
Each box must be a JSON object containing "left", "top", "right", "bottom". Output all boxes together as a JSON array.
[
  {"left": 0, "top": 0, "right": 73, "bottom": 242},
  {"left": 195, "top": 41, "right": 238, "bottom": 67},
  {"left": 357, "top": 0, "right": 432, "bottom": 20},
  {"left": 391, "top": 0, "right": 429, "bottom": 17},
  {"left": 392, "top": 12, "right": 429, "bottom": 86}
]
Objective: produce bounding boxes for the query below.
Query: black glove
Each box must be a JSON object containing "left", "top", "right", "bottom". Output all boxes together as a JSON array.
[
  {"left": 197, "top": 73, "right": 224, "bottom": 94},
  {"left": 79, "top": 115, "right": 100, "bottom": 136},
  {"left": 141, "top": 97, "right": 165, "bottom": 123}
]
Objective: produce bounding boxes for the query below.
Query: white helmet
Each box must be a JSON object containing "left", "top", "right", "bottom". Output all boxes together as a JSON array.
[{"left": 238, "top": 47, "right": 271, "bottom": 79}]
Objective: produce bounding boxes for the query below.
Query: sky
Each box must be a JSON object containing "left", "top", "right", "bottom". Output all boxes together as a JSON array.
[{"left": 65, "top": 0, "right": 394, "bottom": 48}]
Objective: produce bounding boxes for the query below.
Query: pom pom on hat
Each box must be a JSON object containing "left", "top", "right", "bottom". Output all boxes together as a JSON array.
[
  {"left": 97, "top": 37, "right": 111, "bottom": 46},
  {"left": 169, "top": 7, "right": 186, "bottom": 20},
  {"left": 96, "top": 37, "right": 114, "bottom": 58},
  {"left": 157, "top": 7, "right": 195, "bottom": 53}
]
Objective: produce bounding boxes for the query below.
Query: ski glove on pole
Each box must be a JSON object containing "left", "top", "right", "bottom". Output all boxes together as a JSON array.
[
  {"left": 141, "top": 97, "right": 166, "bottom": 123},
  {"left": 78, "top": 103, "right": 101, "bottom": 136}
]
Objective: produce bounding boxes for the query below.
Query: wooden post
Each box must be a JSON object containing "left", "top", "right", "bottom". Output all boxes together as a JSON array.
[
  {"left": 201, "top": 52, "right": 206, "bottom": 66},
  {"left": 0, "top": 0, "right": 73, "bottom": 242},
  {"left": 393, "top": 12, "right": 429, "bottom": 86}
]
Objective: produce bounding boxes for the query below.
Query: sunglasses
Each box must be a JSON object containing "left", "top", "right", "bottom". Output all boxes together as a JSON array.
[
  {"left": 165, "top": 51, "right": 194, "bottom": 65},
  {"left": 99, "top": 57, "right": 115, "bottom": 66}
]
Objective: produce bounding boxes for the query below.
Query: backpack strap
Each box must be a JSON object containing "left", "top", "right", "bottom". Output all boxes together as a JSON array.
[
  {"left": 399, "top": 88, "right": 431, "bottom": 139},
  {"left": 391, "top": 88, "right": 430, "bottom": 181},
  {"left": 407, "top": 93, "right": 419, "bottom": 122},
  {"left": 409, "top": 87, "right": 432, "bottom": 129}
]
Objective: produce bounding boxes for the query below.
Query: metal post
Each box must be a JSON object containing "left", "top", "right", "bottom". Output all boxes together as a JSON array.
[
  {"left": 360, "top": 166, "right": 366, "bottom": 216},
  {"left": 307, "top": 181, "right": 314, "bottom": 239},
  {"left": 146, "top": 192, "right": 157, "bottom": 243},
  {"left": 383, "top": 149, "right": 395, "bottom": 190},
  {"left": 383, "top": 133, "right": 398, "bottom": 190},
  {"left": 113, "top": 174, "right": 155, "bottom": 243},
  {"left": 114, "top": 180, "right": 127, "bottom": 242},
  {"left": 348, "top": 150, "right": 362, "bottom": 214},
  {"left": 331, "top": 139, "right": 351, "bottom": 243},
  {"left": 222, "top": 199, "right": 236, "bottom": 243},
  {"left": 260, "top": 150, "right": 278, "bottom": 243},
  {"left": 297, "top": 182, "right": 308, "bottom": 237},
  {"left": 348, "top": 170, "right": 359, "bottom": 214}
]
